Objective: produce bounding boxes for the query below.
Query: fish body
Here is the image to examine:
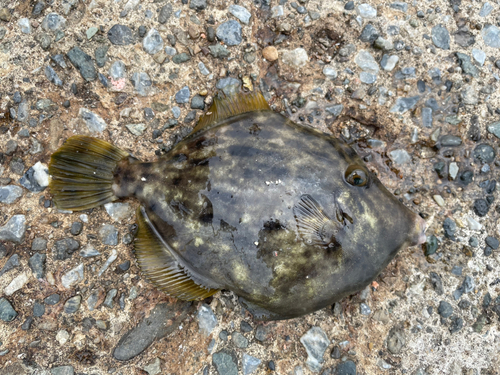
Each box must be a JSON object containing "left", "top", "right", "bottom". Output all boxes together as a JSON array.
[{"left": 49, "top": 92, "right": 426, "bottom": 320}]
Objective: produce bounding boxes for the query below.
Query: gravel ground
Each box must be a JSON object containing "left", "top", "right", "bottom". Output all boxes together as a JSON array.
[{"left": 1, "top": 0, "right": 500, "bottom": 374}]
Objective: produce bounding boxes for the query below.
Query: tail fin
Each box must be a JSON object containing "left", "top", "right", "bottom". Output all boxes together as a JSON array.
[{"left": 49, "top": 136, "right": 129, "bottom": 211}]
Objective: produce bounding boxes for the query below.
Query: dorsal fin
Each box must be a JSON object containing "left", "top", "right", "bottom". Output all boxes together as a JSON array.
[
  {"left": 190, "top": 90, "right": 270, "bottom": 135},
  {"left": 134, "top": 206, "right": 219, "bottom": 301}
]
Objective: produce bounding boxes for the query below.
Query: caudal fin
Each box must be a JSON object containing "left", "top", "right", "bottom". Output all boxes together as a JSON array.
[{"left": 49, "top": 136, "right": 129, "bottom": 211}]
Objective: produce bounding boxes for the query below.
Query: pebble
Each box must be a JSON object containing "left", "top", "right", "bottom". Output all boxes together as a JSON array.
[
  {"left": 482, "top": 25, "right": 500, "bottom": 48},
  {"left": 242, "top": 353, "right": 261, "bottom": 375},
  {"left": 165, "top": 46, "right": 177, "bottom": 56},
  {"left": 198, "top": 304, "right": 217, "bottom": 336},
  {"left": 229, "top": 5, "right": 251, "bottom": 24},
  {"left": 471, "top": 48, "right": 486, "bottom": 66},
  {"left": 465, "top": 216, "right": 481, "bottom": 231},
  {"left": 386, "top": 325, "right": 405, "bottom": 354},
  {"left": 32, "top": 237, "right": 47, "bottom": 251},
  {"left": 131, "top": 72, "right": 152, "bottom": 96},
  {"left": 0, "top": 185, "right": 23, "bottom": 204},
  {"left": 479, "top": 3, "right": 493, "bottom": 17},
  {"left": 67, "top": 47, "right": 96, "bottom": 82},
  {"left": 325, "top": 104, "right": 344, "bottom": 117},
  {"left": 473, "top": 198, "right": 489, "bottom": 217},
  {"left": 322, "top": 66, "right": 337, "bottom": 79},
  {"left": 4, "top": 272, "right": 29, "bottom": 296},
  {"left": 104, "top": 202, "right": 131, "bottom": 222},
  {"left": 175, "top": 86, "right": 191, "bottom": 104},
  {"left": 354, "top": 50, "right": 379, "bottom": 81},
  {"left": 374, "top": 37, "right": 393, "bottom": 51},
  {"left": 19, "top": 162, "right": 49, "bottom": 192},
  {"left": 425, "top": 235, "right": 438, "bottom": 255},
  {"left": 432, "top": 25, "right": 450, "bottom": 49},
  {"left": 172, "top": 106, "right": 181, "bottom": 118},
  {"left": 357, "top": 4, "right": 377, "bottom": 18},
  {"left": 300, "top": 326, "right": 330, "bottom": 372},
  {"left": 0, "top": 254, "right": 19, "bottom": 277},
  {"left": 232, "top": 332, "right": 248, "bottom": 348},
  {"left": 456, "top": 53, "right": 479, "bottom": 77},
  {"left": 108, "top": 24, "right": 135, "bottom": 45},
  {"left": 98, "top": 249, "right": 118, "bottom": 276},
  {"left": 10, "top": 158, "right": 25, "bottom": 175},
  {"left": 159, "top": 4, "right": 173, "bottom": 24},
  {"left": 191, "top": 95, "right": 205, "bottom": 110},
  {"left": 390, "top": 2, "right": 408, "bottom": 12},
  {"left": 216, "top": 77, "right": 241, "bottom": 96},
  {"left": 390, "top": 96, "right": 420, "bottom": 113},
  {"left": 485, "top": 236, "right": 499, "bottom": 250},
  {"left": 190, "top": 0, "right": 207, "bottom": 11},
  {"left": 53, "top": 238, "right": 80, "bottom": 260},
  {"left": 44, "top": 293, "right": 60, "bottom": 305},
  {"left": 70, "top": 222, "right": 83, "bottom": 236},
  {"left": 28, "top": 253, "right": 46, "bottom": 279},
  {"left": 198, "top": 62, "right": 211, "bottom": 76},
  {"left": 487, "top": 122, "right": 500, "bottom": 139},
  {"left": 443, "top": 217, "right": 457, "bottom": 239},
  {"left": 172, "top": 53, "right": 191, "bottom": 64},
  {"left": 109, "top": 60, "right": 126, "bottom": 79},
  {"left": 212, "top": 349, "right": 238, "bottom": 375},
  {"left": 360, "top": 24, "right": 379, "bottom": 43},
  {"left": 389, "top": 149, "right": 411, "bottom": 165},
  {"left": 336, "top": 361, "right": 357, "bottom": 375},
  {"left": 113, "top": 301, "right": 194, "bottom": 360},
  {"left": 461, "top": 85, "right": 478, "bottom": 105},
  {"left": 104, "top": 289, "right": 118, "bottom": 308},
  {"left": 79, "top": 108, "right": 107, "bottom": 133},
  {"left": 50, "top": 365, "right": 74, "bottom": 375},
  {"left": 18, "top": 18, "right": 31, "bottom": 34},
  {"left": 0, "top": 215, "right": 26, "bottom": 243},
  {"left": 143, "top": 357, "right": 161, "bottom": 375},
  {"left": 209, "top": 44, "right": 230, "bottom": 58},
  {"left": 42, "top": 13, "right": 66, "bottom": 32},
  {"left": 143, "top": 29, "right": 163, "bottom": 55},
  {"left": 438, "top": 301, "right": 453, "bottom": 318},
  {"left": 262, "top": 46, "right": 278, "bottom": 61},
  {"left": 380, "top": 54, "right": 399, "bottom": 71},
  {"left": 64, "top": 295, "right": 81, "bottom": 314},
  {"left": 79, "top": 244, "right": 100, "bottom": 258},
  {"left": 282, "top": 48, "right": 309, "bottom": 67},
  {"left": 216, "top": 20, "right": 242, "bottom": 46},
  {"left": 360, "top": 303, "right": 371, "bottom": 315},
  {"left": 61, "top": 264, "right": 84, "bottom": 289},
  {"left": 0, "top": 298, "right": 17, "bottom": 322}
]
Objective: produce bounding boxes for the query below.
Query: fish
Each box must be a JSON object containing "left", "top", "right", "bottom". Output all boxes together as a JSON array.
[{"left": 49, "top": 91, "right": 426, "bottom": 320}]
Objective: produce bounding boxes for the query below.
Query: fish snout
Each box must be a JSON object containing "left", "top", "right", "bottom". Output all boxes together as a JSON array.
[{"left": 410, "top": 215, "right": 427, "bottom": 246}]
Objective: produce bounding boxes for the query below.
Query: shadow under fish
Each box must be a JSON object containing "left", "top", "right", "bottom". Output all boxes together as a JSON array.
[{"left": 49, "top": 91, "right": 426, "bottom": 320}]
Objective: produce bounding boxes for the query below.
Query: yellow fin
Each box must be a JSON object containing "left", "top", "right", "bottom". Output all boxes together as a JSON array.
[
  {"left": 134, "top": 207, "right": 218, "bottom": 301},
  {"left": 49, "top": 136, "right": 129, "bottom": 211},
  {"left": 191, "top": 90, "right": 270, "bottom": 135}
]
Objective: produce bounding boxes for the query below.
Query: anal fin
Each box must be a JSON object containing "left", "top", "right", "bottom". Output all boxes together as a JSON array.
[{"left": 134, "top": 206, "right": 219, "bottom": 301}]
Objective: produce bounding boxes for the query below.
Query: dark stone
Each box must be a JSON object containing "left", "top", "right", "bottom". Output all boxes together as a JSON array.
[
  {"left": 28, "top": 253, "right": 46, "bottom": 279},
  {"left": 0, "top": 254, "right": 20, "bottom": 277},
  {"left": 473, "top": 144, "right": 496, "bottom": 163},
  {"left": 336, "top": 360, "right": 357, "bottom": 375},
  {"left": 159, "top": 4, "right": 173, "bottom": 24},
  {"left": 485, "top": 236, "right": 499, "bottom": 250},
  {"left": 449, "top": 316, "right": 463, "bottom": 333},
  {"left": 344, "top": 1, "right": 354, "bottom": 10},
  {"left": 32, "top": 1, "right": 46, "bottom": 16},
  {"left": 417, "top": 80, "right": 426, "bottom": 93},
  {"left": 67, "top": 46, "right": 97, "bottom": 82},
  {"left": 207, "top": 26, "right": 215, "bottom": 42},
  {"left": 359, "top": 24, "right": 379, "bottom": 43},
  {"left": 430, "top": 272, "right": 444, "bottom": 295},
  {"left": 138, "top": 26, "right": 147, "bottom": 38},
  {"left": 443, "top": 217, "right": 457, "bottom": 240},
  {"left": 0, "top": 298, "right": 17, "bottom": 322},
  {"left": 486, "top": 180, "right": 496, "bottom": 194},
  {"left": 459, "top": 170, "right": 473, "bottom": 185},
  {"left": 468, "top": 116, "right": 481, "bottom": 142},
  {"left": 483, "top": 292, "right": 491, "bottom": 308},
  {"left": 439, "top": 135, "right": 462, "bottom": 147},
  {"left": 212, "top": 349, "right": 238, "bottom": 375},
  {"left": 53, "top": 238, "right": 80, "bottom": 260},
  {"left": 183, "top": 110, "right": 197, "bottom": 123},
  {"left": 172, "top": 53, "right": 191, "bottom": 64},
  {"left": 189, "top": 0, "right": 207, "bottom": 11},
  {"left": 21, "top": 316, "right": 33, "bottom": 330},
  {"left": 190, "top": 95, "right": 205, "bottom": 110},
  {"left": 438, "top": 301, "right": 453, "bottom": 318},
  {"left": 95, "top": 45, "right": 109, "bottom": 68},
  {"left": 240, "top": 321, "right": 252, "bottom": 333},
  {"left": 107, "top": 24, "right": 135, "bottom": 45},
  {"left": 33, "top": 301, "right": 45, "bottom": 317},
  {"left": 330, "top": 346, "right": 341, "bottom": 359},
  {"left": 44, "top": 293, "right": 60, "bottom": 305},
  {"left": 473, "top": 199, "right": 489, "bottom": 217},
  {"left": 113, "top": 301, "right": 194, "bottom": 360},
  {"left": 70, "top": 222, "right": 83, "bottom": 236},
  {"left": 116, "top": 260, "right": 130, "bottom": 273},
  {"left": 424, "top": 235, "right": 438, "bottom": 256},
  {"left": 19, "top": 166, "right": 46, "bottom": 192},
  {"left": 433, "top": 161, "right": 446, "bottom": 178},
  {"left": 454, "top": 27, "right": 475, "bottom": 47}
]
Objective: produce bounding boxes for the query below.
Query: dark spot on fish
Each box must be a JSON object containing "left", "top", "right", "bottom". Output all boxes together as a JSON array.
[
  {"left": 220, "top": 219, "right": 237, "bottom": 232},
  {"left": 198, "top": 195, "right": 213, "bottom": 225},
  {"left": 172, "top": 177, "right": 182, "bottom": 186},
  {"left": 263, "top": 219, "right": 283, "bottom": 231},
  {"left": 249, "top": 123, "right": 261, "bottom": 135}
]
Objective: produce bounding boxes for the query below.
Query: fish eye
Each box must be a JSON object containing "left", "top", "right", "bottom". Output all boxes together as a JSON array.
[{"left": 345, "top": 165, "right": 369, "bottom": 187}]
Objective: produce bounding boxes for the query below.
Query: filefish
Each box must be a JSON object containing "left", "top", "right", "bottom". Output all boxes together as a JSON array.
[{"left": 49, "top": 91, "right": 426, "bottom": 320}]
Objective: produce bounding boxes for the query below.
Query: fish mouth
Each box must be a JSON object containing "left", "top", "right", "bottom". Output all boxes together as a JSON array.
[{"left": 411, "top": 215, "right": 427, "bottom": 246}]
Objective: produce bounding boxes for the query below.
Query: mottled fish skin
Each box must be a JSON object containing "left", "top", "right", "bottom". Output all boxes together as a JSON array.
[{"left": 113, "top": 110, "right": 423, "bottom": 319}]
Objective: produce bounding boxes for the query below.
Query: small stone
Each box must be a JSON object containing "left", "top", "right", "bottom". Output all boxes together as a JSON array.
[
  {"left": 322, "top": 66, "right": 337, "bottom": 79},
  {"left": 98, "top": 249, "right": 118, "bottom": 277},
  {"left": 143, "top": 29, "right": 163, "bottom": 55},
  {"left": 461, "top": 85, "right": 478, "bottom": 105},
  {"left": 50, "top": 365, "right": 74, "bottom": 375},
  {"left": 190, "top": 0, "right": 207, "bottom": 11},
  {"left": 449, "top": 316, "right": 463, "bottom": 334},
  {"left": 108, "top": 24, "right": 135, "bottom": 45},
  {"left": 209, "top": 44, "right": 230, "bottom": 58},
  {"left": 0, "top": 254, "right": 19, "bottom": 277},
  {"left": 360, "top": 303, "right": 371, "bottom": 315},
  {"left": 438, "top": 301, "right": 453, "bottom": 318},
  {"left": 380, "top": 54, "right": 399, "bottom": 71},
  {"left": 171, "top": 106, "right": 181, "bottom": 118},
  {"left": 390, "top": 2, "right": 408, "bottom": 12},
  {"left": 262, "top": 46, "right": 278, "bottom": 61},
  {"left": 191, "top": 95, "right": 205, "bottom": 110},
  {"left": 272, "top": 5, "right": 285, "bottom": 17},
  {"left": 142, "top": 357, "right": 161, "bottom": 375},
  {"left": 232, "top": 332, "right": 248, "bottom": 348},
  {"left": 104, "top": 289, "right": 118, "bottom": 308},
  {"left": 456, "top": 53, "right": 479, "bottom": 77},
  {"left": 390, "top": 96, "right": 420, "bottom": 113},
  {"left": 473, "top": 199, "right": 489, "bottom": 217},
  {"left": 99, "top": 224, "right": 118, "bottom": 245},
  {"left": 4, "top": 272, "right": 29, "bottom": 296},
  {"left": 67, "top": 47, "right": 96, "bottom": 82},
  {"left": 487, "top": 122, "right": 500, "bottom": 139},
  {"left": 336, "top": 360, "right": 356, "bottom": 375},
  {"left": 61, "top": 263, "right": 84, "bottom": 289},
  {"left": 45, "top": 65, "right": 63, "bottom": 86},
  {"left": 389, "top": 149, "right": 411, "bottom": 165},
  {"left": 0, "top": 215, "right": 26, "bottom": 243},
  {"left": 86, "top": 26, "right": 98, "bottom": 40},
  {"left": 357, "top": 4, "right": 377, "bottom": 18},
  {"left": 242, "top": 353, "right": 261, "bottom": 375},
  {"left": 18, "top": 18, "right": 31, "bottom": 34},
  {"left": 432, "top": 25, "right": 450, "bottom": 49},
  {"left": 0, "top": 185, "right": 23, "bottom": 204},
  {"left": 325, "top": 104, "right": 344, "bottom": 117},
  {"left": 229, "top": 5, "right": 251, "bottom": 25},
  {"left": 355, "top": 50, "right": 379, "bottom": 74},
  {"left": 472, "top": 48, "right": 486, "bottom": 66},
  {"left": 44, "top": 293, "right": 61, "bottom": 305},
  {"left": 482, "top": 25, "right": 500, "bottom": 48},
  {"left": 479, "top": 3, "right": 493, "bottom": 17},
  {"left": 42, "top": 13, "right": 66, "bottom": 32},
  {"left": 374, "top": 37, "right": 393, "bottom": 51},
  {"left": 19, "top": 162, "right": 49, "bottom": 192},
  {"left": 216, "top": 20, "right": 242, "bottom": 46},
  {"left": 485, "top": 236, "right": 499, "bottom": 250},
  {"left": 159, "top": 4, "right": 173, "bottom": 24},
  {"left": 213, "top": 349, "right": 238, "bottom": 375},
  {"left": 64, "top": 295, "right": 81, "bottom": 314},
  {"left": 172, "top": 52, "right": 191, "bottom": 64},
  {"left": 300, "top": 327, "right": 330, "bottom": 372},
  {"left": 94, "top": 45, "right": 108, "bottom": 68},
  {"left": 360, "top": 24, "right": 379, "bottom": 43},
  {"left": 109, "top": 60, "right": 126, "bottom": 80},
  {"left": 443, "top": 217, "right": 457, "bottom": 239},
  {"left": 240, "top": 321, "right": 252, "bottom": 333},
  {"left": 104, "top": 202, "right": 131, "bottom": 222},
  {"left": 53, "top": 238, "right": 80, "bottom": 260},
  {"left": 79, "top": 244, "right": 100, "bottom": 258},
  {"left": 0, "top": 298, "right": 17, "bottom": 322},
  {"left": 198, "top": 304, "right": 217, "bottom": 336},
  {"left": 131, "top": 72, "right": 152, "bottom": 96},
  {"left": 175, "top": 86, "right": 191, "bottom": 104},
  {"left": 32, "top": 237, "right": 47, "bottom": 251},
  {"left": 282, "top": 48, "right": 308, "bottom": 67},
  {"left": 10, "top": 158, "right": 25, "bottom": 176},
  {"left": 28, "top": 253, "right": 46, "bottom": 279}
]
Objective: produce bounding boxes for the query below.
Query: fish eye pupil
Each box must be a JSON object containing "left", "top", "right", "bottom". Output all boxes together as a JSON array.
[{"left": 345, "top": 167, "right": 368, "bottom": 187}]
